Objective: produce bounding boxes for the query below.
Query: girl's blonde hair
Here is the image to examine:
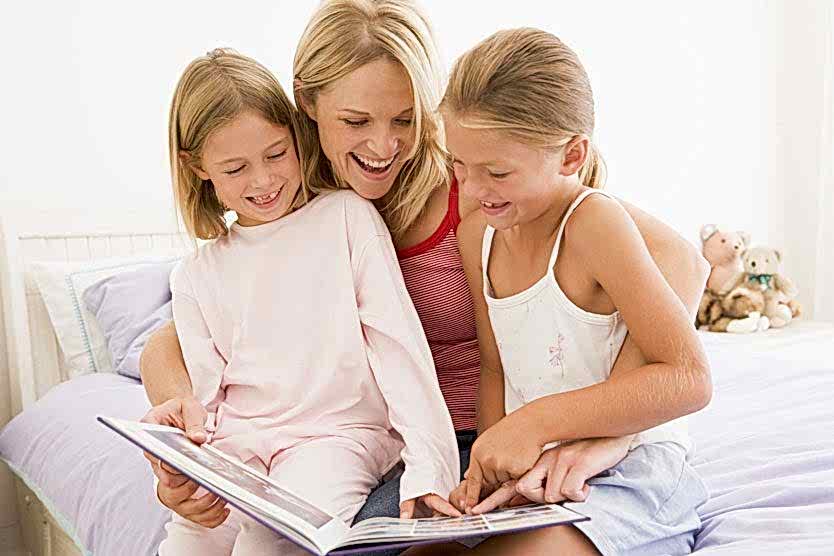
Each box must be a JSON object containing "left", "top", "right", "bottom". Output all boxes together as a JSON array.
[
  {"left": 169, "top": 48, "right": 309, "bottom": 240},
  {"left": 441, "top": 28, "right": 606, "bottom": 189},
  {"left": 293, "top": 0, "right": 449, "bottom": 238}
]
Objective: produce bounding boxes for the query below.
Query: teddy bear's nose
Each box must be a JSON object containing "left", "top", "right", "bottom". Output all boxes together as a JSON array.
[{"left": 751, "top": 261, "right": 757, "bottom": 267}]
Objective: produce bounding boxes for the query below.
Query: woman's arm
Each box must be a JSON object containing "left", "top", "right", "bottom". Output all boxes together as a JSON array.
[
  {"left": 140, "top": 321, "right": 192, "bottom": 405},
  {"left": 456, "top": 211, "right": 505, "bottom": 435}
]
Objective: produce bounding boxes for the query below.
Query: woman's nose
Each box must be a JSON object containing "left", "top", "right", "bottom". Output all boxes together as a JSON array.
[{"left": 367, "top": 127, "right": 400, "bottom": 158}]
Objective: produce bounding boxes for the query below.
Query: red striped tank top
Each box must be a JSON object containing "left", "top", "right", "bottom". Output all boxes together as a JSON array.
[{"left": 397, "top": 179, "right": 479, "bottom": 431}]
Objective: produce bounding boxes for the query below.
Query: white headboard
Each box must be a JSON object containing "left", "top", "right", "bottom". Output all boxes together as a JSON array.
[{"left": 0, "top": 218, "right": 195, "bottom": 421}]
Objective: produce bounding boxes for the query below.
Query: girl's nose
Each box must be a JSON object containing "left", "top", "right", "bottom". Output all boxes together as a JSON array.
[
  {"left": 461, "top": 173, "right": 488, "bottom": 201},
  {"left": 252, "top": 168, "right": 274, "bottom": 190}
]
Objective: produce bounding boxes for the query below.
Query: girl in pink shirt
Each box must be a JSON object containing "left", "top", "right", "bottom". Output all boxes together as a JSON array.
[{"left": 156, "top": 48, "right": 458, "bottom": 556}]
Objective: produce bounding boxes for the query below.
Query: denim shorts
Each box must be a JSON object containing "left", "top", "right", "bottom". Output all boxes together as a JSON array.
[
  {"left": 350, "top": 431, "right": 476, "bottom": 555},
  {"left": 566, "top": 442, "right": 708, "bottom": 556}
]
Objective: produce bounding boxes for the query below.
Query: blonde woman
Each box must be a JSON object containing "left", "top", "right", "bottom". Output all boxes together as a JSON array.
[
  {"left": 150, "top": 48, "right": 458, "bottom": 555},
  {"left": 142, "top": 0, "right": 708, "bottom": 543}
]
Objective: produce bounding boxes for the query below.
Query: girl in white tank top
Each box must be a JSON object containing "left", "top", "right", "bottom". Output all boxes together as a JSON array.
[
  {"left": 419, "top": 27, "right": 712, "bottom": 556},
  {"left": 482, "top": 189, "right": 691, "bottom": 452}
]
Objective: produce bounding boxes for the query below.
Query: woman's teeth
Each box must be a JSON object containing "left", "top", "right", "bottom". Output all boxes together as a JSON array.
[
  {"left": 351, "top": 152, "right": 396, "bottom": 173},
  {"left": 481, "top": 201, "right": 509, "bottom": 208},
  {"left": 249, "top": 189, "right": 280, "bottom": 205}
]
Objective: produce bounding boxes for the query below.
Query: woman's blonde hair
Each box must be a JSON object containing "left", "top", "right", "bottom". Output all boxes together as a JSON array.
[
  {"left": 169, "top": 48, "right": 309, "bottom": 240},
  {"left": 293, "top": 0, "right": 449, "bottom": 238},
  {"left": 441, "top": 28, "right": 606, "bottom": 189}
]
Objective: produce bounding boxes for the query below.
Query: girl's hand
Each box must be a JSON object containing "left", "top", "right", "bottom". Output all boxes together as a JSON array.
[
  {"left": 469, "top": 436, "right": 632, "bottom": 514},
  {"left": 142, "top": 397, "right": 229, "bottom": 528},
  {"left": 400, "top": 494, "right": 462, "bottom": 519},
  {"left": 449, "top": 480, "right": 469, "bottom": 512},
  {"left": 463, "top": 413, "right": 542, "bottom": 511}
]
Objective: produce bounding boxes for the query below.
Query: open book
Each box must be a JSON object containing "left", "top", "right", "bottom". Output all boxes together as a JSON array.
[{"left": 99, "top": 416, "right": 588, "bottom": 555}]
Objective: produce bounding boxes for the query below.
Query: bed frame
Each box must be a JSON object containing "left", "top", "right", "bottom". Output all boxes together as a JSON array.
[{"left": 0, "top": 216, "right": 194, "bottom": 556}]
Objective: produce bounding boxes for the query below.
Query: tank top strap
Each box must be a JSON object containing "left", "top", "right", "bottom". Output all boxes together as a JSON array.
[
  {"left": 547, "top": 189, "right": 615, "bottom": 270},
  {"left": 481, "top": 225, "right": 497, "bottom": 297}
]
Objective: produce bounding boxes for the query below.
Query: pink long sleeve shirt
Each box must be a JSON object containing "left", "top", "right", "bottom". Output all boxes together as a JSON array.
[{"left": 171, "top": 190, "right": 459, "bottom": 503}]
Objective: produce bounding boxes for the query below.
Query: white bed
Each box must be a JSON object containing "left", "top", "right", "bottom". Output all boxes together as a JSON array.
[
  {"left": 0, "top": 218, "right": 194, "bottom": 556},
  {"left": 1, "top": 217, "right": 833, "bottom": 555}
]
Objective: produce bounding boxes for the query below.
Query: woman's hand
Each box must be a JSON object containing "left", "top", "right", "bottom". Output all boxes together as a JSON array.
[
  {"left": 463, "top": 412, "right": 542, "bottom": 511},
  {"left": 141, "top": 397, "right": 229, "bottom": 528},
  {"left": 400, "top": 493, "right": 462, "bottom": 519},
  {"left": 469, "top": 436, "right": 633, "bottom": 514}
]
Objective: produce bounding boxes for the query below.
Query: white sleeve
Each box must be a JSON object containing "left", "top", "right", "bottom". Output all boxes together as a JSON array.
[
  {"left": 353, "top": 234, "right": 459, "bottom": 503},
  {"left": 170, "top": 263, "right": 226, "bottom": 412}
]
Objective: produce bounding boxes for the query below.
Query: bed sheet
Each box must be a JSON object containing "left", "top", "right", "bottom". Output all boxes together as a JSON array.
[
  {"left": 690, "top": 322, "right": 834, "bottom": 554},
  {"left": 0, "top": 373, "right": 169, "bottom": 556},
  {"left": 1, "top": 323, "right": 833, "bottom": 555}
]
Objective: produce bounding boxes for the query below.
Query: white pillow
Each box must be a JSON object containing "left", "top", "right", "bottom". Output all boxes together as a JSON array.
[{"left": 28, "top": 254, "right": 183, "bottom": 378}]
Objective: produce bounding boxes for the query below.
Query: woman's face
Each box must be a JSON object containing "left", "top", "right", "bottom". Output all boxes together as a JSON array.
[
  {"left": 309, "top": 58, "right": 415, "bottom": 200},
  {"left": 190, "top": 110, "right": 302, "bottom": 227}
]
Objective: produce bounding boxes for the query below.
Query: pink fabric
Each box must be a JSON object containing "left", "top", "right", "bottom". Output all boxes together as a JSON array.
[
  {"left": 171, "top": 190, "right": 458, "bottom": 505},
  {"left": 158, "top": 438, "right": 379, "bottom": 555}
]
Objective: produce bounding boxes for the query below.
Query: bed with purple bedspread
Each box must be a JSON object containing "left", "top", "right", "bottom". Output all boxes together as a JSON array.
[{"left": 2, "top": 322, "right": 833, "bottom": 555}]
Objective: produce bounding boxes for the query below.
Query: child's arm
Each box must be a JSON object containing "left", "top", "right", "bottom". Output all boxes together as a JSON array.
[
  {"left": 466, "top": 196, "right": 711, "bottom": 496},
  {"left": 352, "top": 228, "right": 459, "bottom": 515},
  {"left": 456, "top": 211, "right": 505, "bottom": 434},
  {"left": 141, "top": 262, "right": 231, "bottom": 528},
  {"left": 168, "top": 263, "right": 226, "bottom": 411}
]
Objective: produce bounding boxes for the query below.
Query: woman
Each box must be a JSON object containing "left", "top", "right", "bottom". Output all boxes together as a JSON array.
[{"left": 142, "top": 0, "right": 707, "bottom": 539}]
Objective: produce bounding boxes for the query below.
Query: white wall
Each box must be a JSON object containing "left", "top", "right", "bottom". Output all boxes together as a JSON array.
[
  {"left": 0, "top": 2, "right": 829, "bottom": 273},
  {"left": 0, "top": 2, "right": 767, "bottom": 230}
]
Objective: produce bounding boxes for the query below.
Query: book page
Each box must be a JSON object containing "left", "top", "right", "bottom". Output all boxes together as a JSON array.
[{"left": 338, "top": 503, "right": 587, "bottom": 548}]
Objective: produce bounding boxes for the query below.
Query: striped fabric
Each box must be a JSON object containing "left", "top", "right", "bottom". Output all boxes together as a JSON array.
[{"left": 397, "top": 179, "right": 480, "bottom": 431}]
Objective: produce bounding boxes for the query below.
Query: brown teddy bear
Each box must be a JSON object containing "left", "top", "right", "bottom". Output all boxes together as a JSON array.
[
  {"left": 742, "top": 246, "right": 801, "bottom": 328},
  {"left": 697, "top": 224, "right": 770, "bottom": 333}
]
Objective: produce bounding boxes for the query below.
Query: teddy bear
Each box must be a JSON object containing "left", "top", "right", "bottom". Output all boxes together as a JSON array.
[
  {"left": 700, "top": 224, "right": 749, "bottom": 294},
  {"left": 698, "top": 287, "right": 769, "bottom": 333},
  {"left": 696, "top": 224, "right": 770, "bottom": 333},
  {"left": 742, "top": 246, "right": 801, "bottom": 328}
]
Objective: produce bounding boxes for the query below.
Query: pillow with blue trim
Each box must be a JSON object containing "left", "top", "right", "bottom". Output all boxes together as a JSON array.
[
  {"left": 83, "top": 261, "right": 177, "bottom": 380},
  {"left": 29, "top": 255, "right": 181, "bottom": 378}
]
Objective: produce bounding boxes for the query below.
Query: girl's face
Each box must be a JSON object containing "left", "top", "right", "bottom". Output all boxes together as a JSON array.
[
  {"left": 443, "top": 115, "right": 567, "bottom": 230},
  {"left": 308, "top": 58, "right": 415, "bottom": 200},
  {"left": 190, "top": 110, "right": 302, "bottom": 227}
]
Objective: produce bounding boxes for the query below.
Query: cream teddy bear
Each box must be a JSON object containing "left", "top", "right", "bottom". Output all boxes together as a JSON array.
[{"left": 742, "top": 246, "right": 802, "bottom": 328}]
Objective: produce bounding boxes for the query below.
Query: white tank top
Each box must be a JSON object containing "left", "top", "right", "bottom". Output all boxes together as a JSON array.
[{"left": 482, "top": 189, "right": 691, "bottom": 453}]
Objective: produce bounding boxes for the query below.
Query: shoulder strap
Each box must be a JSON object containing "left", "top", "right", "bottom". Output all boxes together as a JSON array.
[
  {"left": 448, "top": 176, "right": 461, "bottom": 230},
  {"left": 547, "top": 189, "right": 614, "bottom": 270},
  {"left": 481, "top": 225, "right": 497, "bottom": 297}
]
